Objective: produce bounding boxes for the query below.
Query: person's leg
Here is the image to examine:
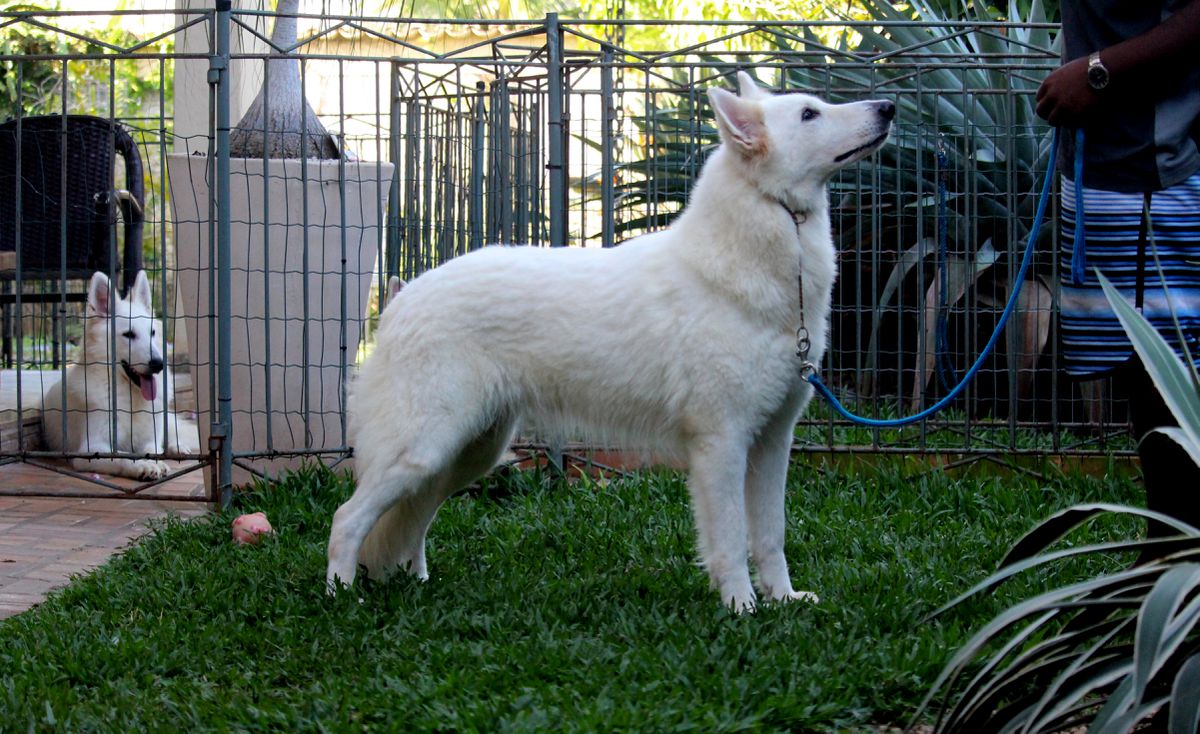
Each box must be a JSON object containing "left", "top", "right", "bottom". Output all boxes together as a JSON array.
[{"left": 1124, "top": 356, "right": 1200, "bottom": 538}]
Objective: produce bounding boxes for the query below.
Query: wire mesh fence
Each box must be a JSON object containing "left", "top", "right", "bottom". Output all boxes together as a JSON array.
[{"left": 0, "top": 8, "right": 1135, "bottom": 500}]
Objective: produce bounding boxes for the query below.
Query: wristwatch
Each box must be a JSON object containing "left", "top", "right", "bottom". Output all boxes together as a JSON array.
[{"left": 1087, "top": 51, "right": 1110, "bottom": 91}]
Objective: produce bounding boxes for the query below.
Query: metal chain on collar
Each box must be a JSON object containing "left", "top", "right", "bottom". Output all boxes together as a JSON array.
[
  {"left": 796, "top": 270, "right": 811, "bottom": 359},
  {"left": 780, "top": 202, "right": 817, "bottom": 378},
  {"left": 795, "top": 278, "right": 816, "bottom": 378}
]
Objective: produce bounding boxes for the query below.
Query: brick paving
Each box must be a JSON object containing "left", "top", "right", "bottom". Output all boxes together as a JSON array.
[
  {"left": 0, "top": 464, "right": 208, "bottom": 620},
  {"left": 0, "top": 357, "right": 208, "bottom": 619}
]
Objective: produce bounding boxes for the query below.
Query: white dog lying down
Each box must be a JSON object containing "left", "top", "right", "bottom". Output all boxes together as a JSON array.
[
  {"left": 42, "top": 271, "right": 198, "bottom": 480},
  {"left": 328, "top": 72, "right": 894, "bottom": 611}
]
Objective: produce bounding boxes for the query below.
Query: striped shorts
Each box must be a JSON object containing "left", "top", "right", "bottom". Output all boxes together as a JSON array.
[{"left": 1059, "top": 172, "right": 1200, "bottom": 378}]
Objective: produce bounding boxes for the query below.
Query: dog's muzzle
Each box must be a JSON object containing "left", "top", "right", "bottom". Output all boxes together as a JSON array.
[
  {"left": 121, "top": 359, "right": 162, "bottom": 402},
  {"left": 834, "top": 101, "right": 896, "bottom": 163}
]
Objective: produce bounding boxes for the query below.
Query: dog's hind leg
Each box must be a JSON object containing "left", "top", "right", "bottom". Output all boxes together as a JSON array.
[
  {"left": 745, "top": 393, "right": 818, "bottom": 604},
  {"left": 687, "top": 433, "right": 755, "bottom": 612},
  {"left": 326, "top": 410, "right": 516, "bottom": 592},
  {"left": 356, "top": 414, "right": 517, "bottom": 582},
  {"left": 327, "top": 442, "right": 442, "bottom": 591}
]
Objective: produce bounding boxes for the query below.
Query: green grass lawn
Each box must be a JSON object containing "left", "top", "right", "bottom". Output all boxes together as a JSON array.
[{"left": 1, "top": 461, "right": 1142, "bottom": 732}]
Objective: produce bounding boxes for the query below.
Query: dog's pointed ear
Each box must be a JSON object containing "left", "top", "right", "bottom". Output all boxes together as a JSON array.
[
  {"left": 736, "top": 71, "right": 767, "bottom": 100},
  {"left": 88, "top": 272, "right": 111, "bottom": 318},
  {"left": 708, "top": 86, "right": 768, "bottom": 158},
  {"left": 130, "top": 269, "right": 153, "bottom": 310}
]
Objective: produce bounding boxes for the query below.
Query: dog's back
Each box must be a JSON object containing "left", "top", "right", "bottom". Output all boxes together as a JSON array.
[{"left": 358, "top": 235, "right": 721, "bottom": 455}]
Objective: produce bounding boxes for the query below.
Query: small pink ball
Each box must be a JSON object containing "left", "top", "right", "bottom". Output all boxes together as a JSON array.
[{"left": 231, "top": 511, "right": 274, "bottom": 545}]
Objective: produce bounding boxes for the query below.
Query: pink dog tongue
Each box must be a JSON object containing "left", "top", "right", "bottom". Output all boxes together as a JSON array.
[{"left": 140, "top": 374, "right": 157, "bottom": 402}]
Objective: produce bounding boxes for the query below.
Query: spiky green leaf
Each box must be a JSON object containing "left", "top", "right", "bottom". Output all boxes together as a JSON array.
[
  {"left": 999, "top": 503, "right": 1200, "bottom": 570},
  {"left": 1168, "top": 653, "right": 1200, "bottom": 734},
  {"left": 1097, "top": 271, "right": 1200, "bottom": 466},
  {"left": 1132, "top": 565, "right": 1200, "bottom": 705}
]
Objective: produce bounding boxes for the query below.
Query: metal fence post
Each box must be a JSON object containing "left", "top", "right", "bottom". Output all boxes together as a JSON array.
[
  {"left": 404, "top": 87, "right": 421, "bottom": 275},
  {"left": 386, "top": 61, "right": 402, "bottom": 279},
  {"left": 601, "top": 45, "right": 615, "bottom": 248},
  {"left": 212, "top": 0, "right": 234, "bottom": 507},
  {"left": 489, "top": 80, "right": 511, "bottom": 244},
  {"left": 470, "top": 81, "right": 486, "bottom": 252},
  {"left": 546, "top": 13, "right": 566, "bottom": 247}
]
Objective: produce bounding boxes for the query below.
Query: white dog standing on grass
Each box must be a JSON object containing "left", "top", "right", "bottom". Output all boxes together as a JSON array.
[
  {"left": 328, "top": 72, "right": 894, "bottom": 611},
  {"left": 42, "top": 270, "right": 197, "bottom": 480}
]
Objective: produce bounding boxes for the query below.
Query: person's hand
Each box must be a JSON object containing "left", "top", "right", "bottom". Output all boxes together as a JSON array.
[{"left": 1036, "top": 56, "right": 1100, "bottom": 128}]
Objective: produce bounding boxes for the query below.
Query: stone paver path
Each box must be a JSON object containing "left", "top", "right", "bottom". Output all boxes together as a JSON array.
[
  {"left": 0, "top": 495, "right": 206, "bottom": 619},
  {"left": 0, "top": 455, "right": 209, "bottom": 620}
]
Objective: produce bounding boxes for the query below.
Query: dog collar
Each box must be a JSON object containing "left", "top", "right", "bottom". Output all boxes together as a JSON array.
[{"left": 777, "top": 201, "right": 808, "bottom": 228}]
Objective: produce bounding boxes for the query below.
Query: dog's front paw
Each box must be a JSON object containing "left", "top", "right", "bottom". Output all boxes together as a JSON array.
[
  {"left": 132, "top": 459, "right": 170, "bottom": 480},
  {"left": 758, "top": 579, "right": 821, "bottom": 606},
  {"left": 780, "top": 589, "right": 820, "bottom": 605},
  {"left": 720, "top": 588, "right": 758, "bottom": 615}
]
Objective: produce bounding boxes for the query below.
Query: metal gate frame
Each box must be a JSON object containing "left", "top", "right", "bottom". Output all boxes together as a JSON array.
[{"left": 0, "top": 7, "right": 1137, "bottom": 504}]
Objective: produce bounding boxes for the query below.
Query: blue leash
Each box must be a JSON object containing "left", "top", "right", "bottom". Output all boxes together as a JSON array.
[
  {"left": 803, "top": 128, "right": 1061, "bottom": 428},
  {"left": 1070, "top": 128, "right": 1088, "bottom": 286}
]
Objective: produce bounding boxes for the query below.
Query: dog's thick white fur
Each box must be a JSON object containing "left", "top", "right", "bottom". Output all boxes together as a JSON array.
[
  {"left": 328, "top": 72, "right": 894, "bottom": 611},
  {"left": 42, "top": 271, "right": 198, "bottom": 479}
]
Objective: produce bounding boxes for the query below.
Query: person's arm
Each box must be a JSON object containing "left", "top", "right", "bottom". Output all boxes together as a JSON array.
[{"left": 1036, "top": 0, "right": 1200, "bottom": 127}]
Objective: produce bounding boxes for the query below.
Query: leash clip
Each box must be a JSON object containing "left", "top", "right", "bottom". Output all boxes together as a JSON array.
[{"left": 795, "top": 325, "right": 811, "bottom": 360}]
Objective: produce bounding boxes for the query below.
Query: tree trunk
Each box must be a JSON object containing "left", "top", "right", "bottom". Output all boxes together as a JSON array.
[{"left": 228, "top": 0, "right": 340, "bottom": 159}]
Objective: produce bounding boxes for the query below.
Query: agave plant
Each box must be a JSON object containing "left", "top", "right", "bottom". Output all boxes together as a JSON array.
[
  {"left": 773, "top": 1, "right": 1061, "bottom": 415},
  {"left": 916, "top": 272, "right": 1200, "bottom": 732}
]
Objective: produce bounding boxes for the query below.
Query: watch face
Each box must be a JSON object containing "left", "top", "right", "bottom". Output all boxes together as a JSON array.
[{"left": 1088, "top": 63, "right": 1109, "bottom": 89}]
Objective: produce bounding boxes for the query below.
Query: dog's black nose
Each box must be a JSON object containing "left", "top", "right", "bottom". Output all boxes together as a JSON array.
[
  {"left": 878, "top": 101, "right": 896, "bottom": 121},
  {"left": 148, "top": 357, "right": 164, "bottom": 375}
]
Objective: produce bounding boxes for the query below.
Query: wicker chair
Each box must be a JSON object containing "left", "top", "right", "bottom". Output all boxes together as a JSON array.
[{"left": 0, "top": 115, "right": 145, "bottom": 367}]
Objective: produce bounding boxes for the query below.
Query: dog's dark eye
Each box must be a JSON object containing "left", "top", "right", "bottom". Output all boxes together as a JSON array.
[
  {"left": 122, "top": 330, "right": 136, "bottom": 340},
  {"left": 801, "top": 108, "right": 819, "bottom": 122}
]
